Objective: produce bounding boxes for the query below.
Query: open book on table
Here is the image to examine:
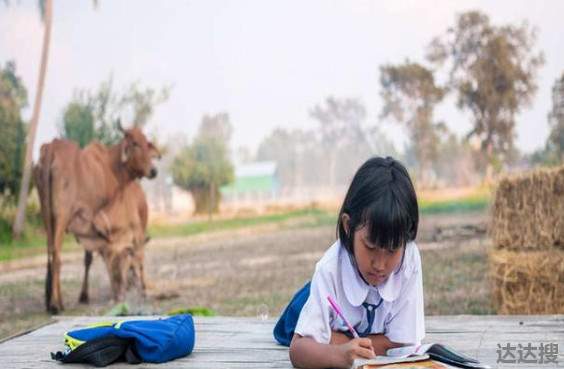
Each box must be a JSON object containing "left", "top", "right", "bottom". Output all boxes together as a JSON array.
[{"left": 352, "top": 343, "right": 491, "bottom": 369}]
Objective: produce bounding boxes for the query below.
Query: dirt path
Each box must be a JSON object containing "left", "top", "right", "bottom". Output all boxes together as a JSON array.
[{"left": 0, "top": 211, "right": 490, "bottom": 339}]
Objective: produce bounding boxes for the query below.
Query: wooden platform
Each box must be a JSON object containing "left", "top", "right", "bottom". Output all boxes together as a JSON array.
[{"left": 0, "top": 315, "right": 562, "bottom": 368}]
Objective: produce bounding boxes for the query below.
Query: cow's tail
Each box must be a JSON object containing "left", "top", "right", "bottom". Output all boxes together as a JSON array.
[{"left": 35, "top": 144, "right": 55, "bottom": 309}]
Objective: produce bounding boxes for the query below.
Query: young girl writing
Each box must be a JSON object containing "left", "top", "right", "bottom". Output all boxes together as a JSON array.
[{"left": 273, "top": 156, "right": 424, "bottom": 369}]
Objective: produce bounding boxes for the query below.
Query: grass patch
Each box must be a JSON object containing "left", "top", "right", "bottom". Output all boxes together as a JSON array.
[
  {"left": 0, "top": 235, "right": 79, "bottom": 262},
  {"left": 0, "top": 208, "right": 333, "bottom": 262},
  {"left": 167, "top": 307, "right": 216, "bottom": 317},
  {"left": 220, "top": 293, "right": 290, "bottom": 317},
  {"left": 421, "top": 241, "right": 494, "bottom": 315},
  {"left": 0, "top": 188, "right": 489, "bottom": 262},
  {"left": 0, "top": 214, "right": 45, "bottom": 249},
  {"left": 419, "top": 191, "right": 491, "bottom": 215},
  {"left": 0, "top": 279, "right": 44, "bottom": 296},
  {"left": 0, "top": 313, "right": 53, "bottom": 343},
  {"left": 148, "top": 207, "right": 334, "bottom": 238},
  {"left": 0, "top": 195, "right": 72, "bottom": 261}
]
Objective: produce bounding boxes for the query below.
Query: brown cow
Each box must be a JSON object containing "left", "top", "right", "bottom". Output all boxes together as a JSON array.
[
  {"left": 83, "top": 181, "right": 150, "bottom": 302},
  {"left": 34, "top": 123, "right": 159, "bottom": 313}
]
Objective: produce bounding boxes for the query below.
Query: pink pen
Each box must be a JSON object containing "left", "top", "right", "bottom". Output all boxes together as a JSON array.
[{"left": 327, "top": 295, "right": 360, "bottom": 339}]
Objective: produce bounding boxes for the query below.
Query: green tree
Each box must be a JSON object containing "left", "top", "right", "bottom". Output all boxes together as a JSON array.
[
  {"left": 0, "top": 61, "right": 28, "bottom": 198},
  {"left": 88, "top": 77, "right": 121, "bottom": 145},
  {"left": 433, "top": 132, "right": 480, "bottom": 186},
  {"left": 171, "top": 114, "right": 234, "bottom": 217},
  {"left": 60, "top": 101, "right": 95, "bottom": 148},
  {"left": 379, "top": 61, "right": 446, "bottom": 187},
  {"left": 309, "top": 96, "right": 369, "bottom": 187},
  {"left": 198, "top": 113, "right": 232, "bottom": 144},
  {"left": 257, "top": 128, "right": 316, "bottom": 190},
  {"left": 11, "top": 0, "right": 99, "bottom": 238},
  {"left": 12, "top": 0, "right": 53, "bottom": 238},
  {"left": 530, "top": 72, "right": 564, "bottom": 166},
  {"left": 59, "top": 77, "right": 170, "bottom": 147},
  {"left": 427, "top": 10, "right": 544, "bottom": 178},
  {"left": 118, "top": 81, "right": 170, "bottom": 128},
  {"left": 547, "top": 72, "right": 564, "bottom": 163}
]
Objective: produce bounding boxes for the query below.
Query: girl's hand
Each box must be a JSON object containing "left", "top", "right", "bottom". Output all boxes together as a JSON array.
[
  {"left": 330, "top": 330, "right": 351, "bottom": 345},
  {"left": 367, "top": 333, "right": 403, "bottom": 355},
  {"left": 337, "top": 338, "right": 376, "bottom": 366}
]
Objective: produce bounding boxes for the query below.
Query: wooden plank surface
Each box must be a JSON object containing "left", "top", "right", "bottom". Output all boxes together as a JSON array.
[{"left": 0, "top": 315, "right": 563, "bottom": 368}]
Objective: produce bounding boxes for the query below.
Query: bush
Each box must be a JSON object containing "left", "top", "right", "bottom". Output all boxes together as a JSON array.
[
  {"left": 0, "top": 216, "right": 11, "bottom": 244},
  {"left": 0, "top": 189, "right": 43, "bottom": 245}
]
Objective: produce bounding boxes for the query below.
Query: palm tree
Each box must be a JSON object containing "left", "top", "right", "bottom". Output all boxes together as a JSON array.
[
  {"left": 12, "top": 0, "right": 53, "bottom": 238},
  {"left": 12, "top": 0, "right": 97, "bottom": 238}
]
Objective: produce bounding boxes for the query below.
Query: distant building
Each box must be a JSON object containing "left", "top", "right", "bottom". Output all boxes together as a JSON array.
[{"left": 221, "top": 161, "right": 280, "bottom": 203}]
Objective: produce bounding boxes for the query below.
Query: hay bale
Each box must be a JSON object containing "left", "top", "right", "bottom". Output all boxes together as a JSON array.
[
  {"left": 490, "top": 165, "right": 564, "bottom": 251},
  {"left": 489, "top": 249, "right": 564, "bottom": 314}
]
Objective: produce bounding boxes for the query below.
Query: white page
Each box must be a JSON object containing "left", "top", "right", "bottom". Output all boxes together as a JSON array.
[
  {"left": 386, "top": 343, "right": 434, "bottom": 358},
  {"left": 352, "top": 354, "right": 429, "bottom": 368}
]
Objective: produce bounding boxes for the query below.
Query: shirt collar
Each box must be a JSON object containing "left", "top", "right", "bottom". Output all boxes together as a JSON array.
[
  {"left": 339, "top": 243, "right": 369, "bottom": 307},
  {"left": 339, "top": 241, "right": 414, "bottom": 304}
]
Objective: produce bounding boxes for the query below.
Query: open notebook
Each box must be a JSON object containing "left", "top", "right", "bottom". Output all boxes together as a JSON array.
[
  {"left": 353, "top": 354, "right": 434, "bottom": 368},
  {"left": 353, "top": 359, "right": 459, "bottom": 369},
  {"left": 354, "top": 360, "right": 460, "bottom": 369},
  {"left": 352, "top": 343, "right": 491, "bottom": 369}
]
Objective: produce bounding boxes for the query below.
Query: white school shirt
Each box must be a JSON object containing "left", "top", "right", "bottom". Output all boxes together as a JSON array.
[{"left": 294, "top": 239, "right": 425, "bottom": 345}]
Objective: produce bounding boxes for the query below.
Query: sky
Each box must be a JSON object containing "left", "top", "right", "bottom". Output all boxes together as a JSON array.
[{"left": 1, "top": 0, "right": 563, "bottom": 158}]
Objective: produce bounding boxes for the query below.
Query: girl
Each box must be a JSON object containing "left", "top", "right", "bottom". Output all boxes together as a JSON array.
[{"left": 273, "top": 156, "right": 424, "bottom": 369}]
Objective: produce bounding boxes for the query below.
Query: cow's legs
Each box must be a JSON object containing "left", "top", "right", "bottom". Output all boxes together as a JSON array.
[
  {"left": 104, "top": 251, "right": 123, "bottom": 302},
  {"left": 45, "top": 224, "right": 54, "bottom": 311},
  {"left": 117, "top": 273, "right": 127, "bottom": 302},
  {"left": 48, "top": 221, "right": 66, "bottom": 314},
  {"left": 45, "top": 223, "right": 56, "bottom": 312},
  {"left": 129, "top": 258, "right": 146, "bottom": 298},
  {"left": 137, "top": 251, "right": 147, "bottom": 298},
  {"left": 116, "top": 251, "right": 130, "bottom": 302},
  {"left": 36, "top": 166, "right": 57, "bottom": 312},
  {"left": 138, "top": 263, "right": 147, "bottom": 298},
  {"left": 45, "top": 255, "right": 53, "bottom": 310},
  {"left": 79, "top": 251, "right": 93, "bottom": 304}
]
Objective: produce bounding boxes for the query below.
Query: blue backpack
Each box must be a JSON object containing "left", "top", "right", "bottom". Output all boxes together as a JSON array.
[
  {"left": 51, "top": 314, "right": 195, "bottom": 367},
  {"left": 273, "top": 282, "right": 310, "bottom": 346}
]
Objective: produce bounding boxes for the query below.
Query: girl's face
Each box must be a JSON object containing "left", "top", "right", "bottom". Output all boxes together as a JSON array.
[
  {"left": 343, "top": 215, "right": 404, "bottom": 286},
  {"left": 352, "top": 225, "right": 404, "bottom": 286}
]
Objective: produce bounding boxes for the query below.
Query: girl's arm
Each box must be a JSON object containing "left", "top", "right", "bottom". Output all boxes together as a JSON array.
[
  {"left": 289, "top": 333, "right": 375, "bottom": 369},
  {"left": 330, "top": 331, "right": 403, "bottom": 355}
]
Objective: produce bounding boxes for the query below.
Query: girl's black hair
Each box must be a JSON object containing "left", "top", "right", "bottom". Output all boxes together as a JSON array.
[{"left": 337, "top": 156, "right": 418, "bottom": 254}]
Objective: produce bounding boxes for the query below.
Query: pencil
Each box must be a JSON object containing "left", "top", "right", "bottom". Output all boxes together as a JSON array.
[{"left": 327, "top": 295, "right": 360, "bottom": 339}]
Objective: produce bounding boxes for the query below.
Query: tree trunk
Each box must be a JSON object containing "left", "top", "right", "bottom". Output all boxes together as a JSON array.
[
  {"left": 483, "top": 138, "right": 495, "bottom": 185},
  {"left": 208, "top": 182, "right": 215, "bottom": 221},
  {"left": 192, "top": 186, "right": 220, "bottom": 215},
  {"left": 12, "top": 0, "right": 53, "bottom": 239}
]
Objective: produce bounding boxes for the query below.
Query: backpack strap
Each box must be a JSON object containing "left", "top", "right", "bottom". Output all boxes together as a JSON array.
[
  {"left": 124, "top": 345, "right": 142, "bottom": 364},
  {"left": 51, "top": 336, "right": 131, "bottom": 367}
]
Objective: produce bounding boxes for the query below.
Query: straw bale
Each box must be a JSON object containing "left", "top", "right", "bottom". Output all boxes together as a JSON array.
[
  {"left": 490, "top": 165, "right": 564, "bottom": 251},
  {"left": 489, "top": 249, "right": 564, "bottom": 314}
]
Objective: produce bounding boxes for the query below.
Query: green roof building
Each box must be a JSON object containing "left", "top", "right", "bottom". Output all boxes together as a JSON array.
[{"left": 221, "top": 161, "right": 280, "bottom": 202}]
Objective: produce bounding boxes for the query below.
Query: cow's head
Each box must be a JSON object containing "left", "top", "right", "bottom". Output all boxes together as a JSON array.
[{"left": 118, "top": 121, "right": 161, "bottom": 179}]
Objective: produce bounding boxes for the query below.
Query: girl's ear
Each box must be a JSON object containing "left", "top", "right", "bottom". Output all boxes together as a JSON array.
[{"left": 341, "top": 213, "right": 350, "bottom": 236}]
